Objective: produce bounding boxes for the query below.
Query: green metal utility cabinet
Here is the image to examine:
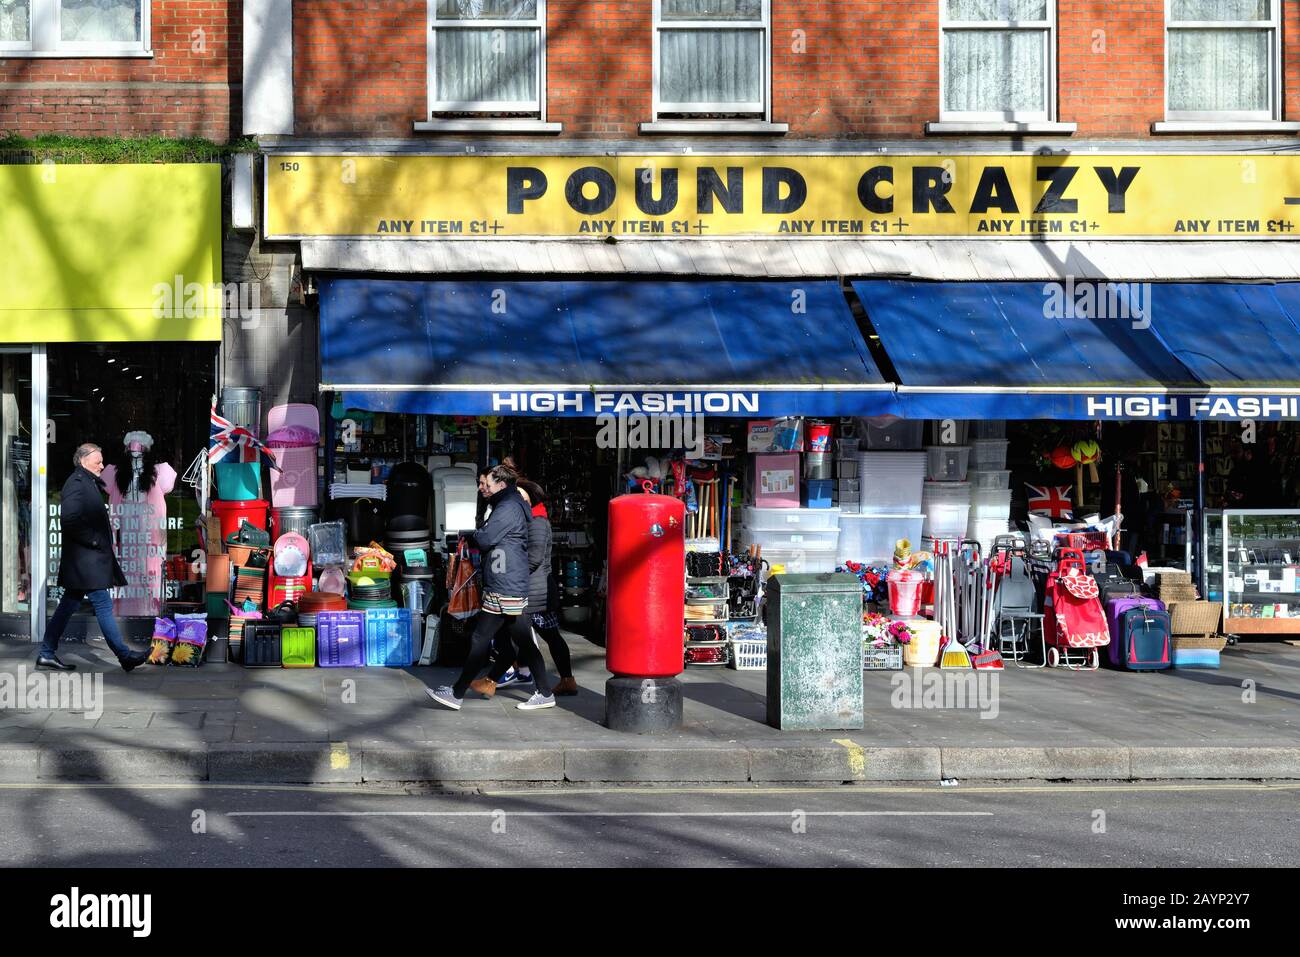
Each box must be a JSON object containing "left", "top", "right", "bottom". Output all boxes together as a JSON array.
[{"left": 766, "top": 573, "right": 863, "bottom": 731}]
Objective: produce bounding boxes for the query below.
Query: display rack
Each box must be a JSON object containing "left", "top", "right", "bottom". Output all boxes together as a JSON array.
[{"left": 1204, "top": 508, "right": 1300, "bottom": 635}]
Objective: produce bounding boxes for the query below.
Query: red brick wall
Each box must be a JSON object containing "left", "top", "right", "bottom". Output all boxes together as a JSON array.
[
  {"left": 294, "top": 0, "right": 1300, "bottom": 139},
  {"left": 0, "top": 1, "right": 239, "bottom": 142}
]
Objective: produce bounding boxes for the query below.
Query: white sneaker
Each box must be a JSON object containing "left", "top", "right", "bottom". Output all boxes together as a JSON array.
[
  {"left": 426, "top": 685, "right": 463, "bottom": 711},
  {"left": 516, "top": 692, "right": 556, "bottom": 711}
]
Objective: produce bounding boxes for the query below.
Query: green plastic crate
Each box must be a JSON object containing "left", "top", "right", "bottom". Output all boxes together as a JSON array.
[{"left": 281, "top": 626, "right": 316, "bottom": 668}]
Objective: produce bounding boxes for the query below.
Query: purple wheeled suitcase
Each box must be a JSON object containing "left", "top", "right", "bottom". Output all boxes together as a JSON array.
[{"left": 1104, "top": 596, "right": 1171, "bottom": 670}]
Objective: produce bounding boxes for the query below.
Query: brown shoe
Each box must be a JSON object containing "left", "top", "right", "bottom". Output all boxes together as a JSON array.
[
  {"left": 552, "top": 676, "right": 579, "bottom": 696},
  {"left": 469, "top": 678, "right": 497, "bottom": 698}
]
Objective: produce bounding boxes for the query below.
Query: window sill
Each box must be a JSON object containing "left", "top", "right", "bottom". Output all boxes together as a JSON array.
[
  {"left": 925, "top": 121, "right": 1077, "bottom": 135},
  {"left": 413, "top": 119, "right": 562, "bottom": 134},
  {"left": 639, "top": 120, "right": 789, "bottom": 134},
  {"left": 1152, "top": 120, "right": 1300, "bottom": 134},
  {"left": 0, "top": 49, "right": 153, "bottom": 59}
]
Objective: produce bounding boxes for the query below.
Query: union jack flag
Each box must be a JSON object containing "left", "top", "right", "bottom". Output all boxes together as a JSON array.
[
  {"left": 1026, "top": 483, "right": 1073, "bottom": 520},
  {"left": 209, "top": 398, "right": 278, "bottom": 470}
]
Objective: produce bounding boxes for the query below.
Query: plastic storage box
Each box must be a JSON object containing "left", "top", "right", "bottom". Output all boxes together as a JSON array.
[
  {"left": 856, "top": 452, "right": 926, "bottom": 516},
  {"left": 970, "top": 487, "right": 1013, "bottom": 518},
  {"left": 281, "top": 626, "right": 317, "bottom": 668},
  {"left": 364, "top": 608, "right": 415, "bottom": 667},
  {"left": 921, "top": 481, "right": 972, "bottom": 538},
  {"left": 968, "top": 469, "right": 1012, "bottom": 491},
  {"left": 929, "top": 420, "right": 971, "bottom": 446},
  {"left": 972, "top": 421, "right": 1007, "bottom": 439},
  {"left": 925, "top": 446, "right": 971, "bottom": 482},
  {"left": 760, "top": 544, "right": 838, "bottom": 574},
  {"left": 805, "top": 479, "right": 833, "bottom": 508},
  {"left": 862, "top": 417, "right": 924, "bottom": 450},
  {"left": 315, "top": 610, "right": 365, "bottom": 668},
  {"left": 743, "top": 506, "right": 840, "bottom": 529},
  {"left": 243, "top": 623, "right": 282, "bottom": 667},
  {"left": 744, "top": 527, "right": 840, "bottom": 551},
  {"left": 837, "top": 514, "right": 926, "bottom": 564},
  {"left": 971, "top": 439, "right": 1010, "bottom": 470}
]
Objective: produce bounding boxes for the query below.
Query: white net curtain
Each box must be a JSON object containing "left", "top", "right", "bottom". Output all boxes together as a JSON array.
[
  {"left": 1169, "top": 0, "right": 1272, "bottom": 114},
  {"left": 660, "top": 0, "right": 763, "bottom": 110},
  {"left": 0, "top": 0, "right": 30, "bottom": 41},
  {"left": 60, "top": 0, "right": 141, "bottom": 43},
  {"left": 434, "top": 0, "right": 539, "bottom": 107},
  {"left": 942, "top": 0, "right": 1048, "bottom": 116}
]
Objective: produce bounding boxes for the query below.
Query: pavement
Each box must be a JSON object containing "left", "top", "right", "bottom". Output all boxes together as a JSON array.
[{"left": 1, "top": 634, "right": 1299, "bottom": 785}]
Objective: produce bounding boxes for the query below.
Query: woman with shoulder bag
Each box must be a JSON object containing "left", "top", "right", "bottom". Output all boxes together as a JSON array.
[{"left": 427, "top": 465, "right": 555, "bottom": 711}]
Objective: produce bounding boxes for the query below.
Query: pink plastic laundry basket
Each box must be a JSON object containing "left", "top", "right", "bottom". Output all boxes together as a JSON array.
[{"left": 268, "top": 403, "right": 320, "bottom": 508}]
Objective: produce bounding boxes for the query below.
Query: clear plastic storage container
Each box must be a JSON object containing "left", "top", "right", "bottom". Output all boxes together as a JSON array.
[
  {"left": 837, "top": 514, "right": 926, "bottom": 564},
  {"left": 968, "top": 469, "right": 1012, "bottom": 491},
  {"left": 742, "top": 506, "right": 841, "bottom": 530},
  {"left": 759, "top": 544, "right": 839, "bottom": 574},
  {"left": 860, "top": 417, "right": 925, "bottom": 450},
  {"left": 925, "top": 446, "right": 971, "bottom": 482},
  {"left": 857, "top": 452, "right": 926, "bottom": 515},
  {"left": 970, "top": 439, "right": 1010, "bottom": 470},
  {"left": 742, "top": 526, "right": 840, "bottom": 550}
]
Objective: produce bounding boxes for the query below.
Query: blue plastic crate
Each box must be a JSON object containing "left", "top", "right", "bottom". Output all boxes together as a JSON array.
[
  {"left": 316, "top": 611, "right": 365, "bottom": 668},
  {"left": 365, "top": 608, "right": 415, "bottom": 667}
]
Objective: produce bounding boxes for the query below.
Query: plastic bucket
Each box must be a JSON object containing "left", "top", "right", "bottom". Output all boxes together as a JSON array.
[
  {"left": 888, "top": 571, "right": 924, "bottom": 616},
  {"left": 903, "top": 621, "right": 943, "bottom": 666},
  {"left": 806, "top": 421, "right": 833, "bottom": 453},
  {"left": 214, "top": 462, "right": 261, "bottom": 501},
  {"left": 211, "top": 499, "right": 269, "bottom": 545}
]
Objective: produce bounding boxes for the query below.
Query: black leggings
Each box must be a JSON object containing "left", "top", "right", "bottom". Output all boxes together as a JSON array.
[
  {"left": 454, "top": 611, "right": 551, "bottom": 697},
  {"left": 488, "top": 620, "right": 573, "bottom": 681}
]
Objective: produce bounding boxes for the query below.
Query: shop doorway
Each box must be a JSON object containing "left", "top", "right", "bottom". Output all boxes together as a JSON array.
[{"left": 0, "top": 348, "right": 35, "bottom": 639}]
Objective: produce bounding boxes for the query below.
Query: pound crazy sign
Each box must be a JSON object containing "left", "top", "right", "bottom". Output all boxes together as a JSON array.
[{"left": 264, "top": 154, "right": 1300, "bottom": 240}]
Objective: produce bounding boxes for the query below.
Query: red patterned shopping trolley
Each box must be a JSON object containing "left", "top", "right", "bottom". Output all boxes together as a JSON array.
[{"left": 1043, "top": 548, "right": 1110, "bottom": 670}]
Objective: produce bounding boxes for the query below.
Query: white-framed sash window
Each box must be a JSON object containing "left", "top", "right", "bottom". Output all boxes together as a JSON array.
[
  {"left": 1166, "top": 0, "right": 1279, "bottom": 121},
  {"left": 653, "top": 0, "right": 769, "bottom": 118},
  {"left": 939, "top": 0, "right": 1056, "bottom": 122},
  {"left": 0, "top": 0, "right": 149, "bottom": 55},
  {"left": 427, "top": 0, "right": 545, "bottom": 115}
]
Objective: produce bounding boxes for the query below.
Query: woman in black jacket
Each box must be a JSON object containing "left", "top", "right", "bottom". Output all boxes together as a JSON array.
[
  {"left": 37, "top": 443, "right": 149, "bottom": 672},
  {"left": 427, "top": 465, "right": 554, "bottom": 711},
  {"left": 473, "top": 479, "right": 577, "bottom": 697}
]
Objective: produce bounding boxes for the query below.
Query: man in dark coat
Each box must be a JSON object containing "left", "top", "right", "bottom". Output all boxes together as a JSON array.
[{"left": 37, "top": 443, "right": 149, "bottom": 672}]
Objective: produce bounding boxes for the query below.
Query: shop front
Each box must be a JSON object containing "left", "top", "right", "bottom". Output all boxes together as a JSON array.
[
  {"left": 256, "top": 148, "right": 1300, "bottom": 670},
  {"left": 0, "top": 163, "right": 223, "bottom": 641}
]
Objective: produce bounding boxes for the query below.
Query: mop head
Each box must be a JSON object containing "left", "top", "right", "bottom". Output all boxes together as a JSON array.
[{"left": 939, "top": 636, "right": 973, "bottom": 669}]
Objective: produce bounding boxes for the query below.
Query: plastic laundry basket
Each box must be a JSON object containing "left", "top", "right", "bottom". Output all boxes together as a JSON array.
[{"left": 270, "top": 445, "right": 318, "bottom": 507}]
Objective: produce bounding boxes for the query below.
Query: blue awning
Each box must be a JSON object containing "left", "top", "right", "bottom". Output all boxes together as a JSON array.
[
  {"left": 320, "top": 278, "right": 898, "bottom": 417},
  {"left": 853, "top": 279, "right": 1300, "bottom": 421}
]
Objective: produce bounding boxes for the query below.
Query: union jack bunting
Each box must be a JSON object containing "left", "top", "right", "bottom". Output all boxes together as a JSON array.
[{"left": 209, "top": 399, "right": 278, "bottom": 470}]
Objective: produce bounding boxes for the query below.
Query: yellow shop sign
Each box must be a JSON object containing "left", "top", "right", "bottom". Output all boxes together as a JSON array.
[{"left": 264, "top": 153, "right": 1300, "bottom": 241}]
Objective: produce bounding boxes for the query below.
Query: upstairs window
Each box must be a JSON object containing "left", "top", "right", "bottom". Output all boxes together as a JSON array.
[
  {"left": 653, "top": 0, "right": 769, "bottom": 118},
  {"left": 1167, "top": 0, "right": 1279, "bottom": 120},
  {"left": 940, "top": 0, "right": 1056, "bottom": 121},
  {"left": 428, "top": 0, "right": 544, "bottom": 115},
  {"left": 0, "top": 0, "right": 149, "bottom": 54}
]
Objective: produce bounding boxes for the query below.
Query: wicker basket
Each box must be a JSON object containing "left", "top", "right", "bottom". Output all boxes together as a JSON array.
[
  {"left": 1172, "top": 633, "right": 1228, "bottom": 651},
  {"left": 1169, "top": 601, "right": 1222, "bottom": 636}
]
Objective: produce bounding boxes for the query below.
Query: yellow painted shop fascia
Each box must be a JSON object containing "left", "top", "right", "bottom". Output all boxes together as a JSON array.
[{"left": 0, "top": 163, "right": 222, "bottom": 343}]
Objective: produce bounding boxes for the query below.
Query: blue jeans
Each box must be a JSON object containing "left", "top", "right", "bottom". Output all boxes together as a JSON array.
[{"left": 40, "top": 588, "right": 133, "bottom": 659}]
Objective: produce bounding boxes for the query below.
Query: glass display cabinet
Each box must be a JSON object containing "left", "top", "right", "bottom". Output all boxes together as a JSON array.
[{"left": 1204, "top": 509, "right": 1300, "bottom": 635}]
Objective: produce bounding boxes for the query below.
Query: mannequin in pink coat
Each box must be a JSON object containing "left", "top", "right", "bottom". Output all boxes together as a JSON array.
[{"left": 101, "top": 431, "right": 176, "bottom": 617}]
